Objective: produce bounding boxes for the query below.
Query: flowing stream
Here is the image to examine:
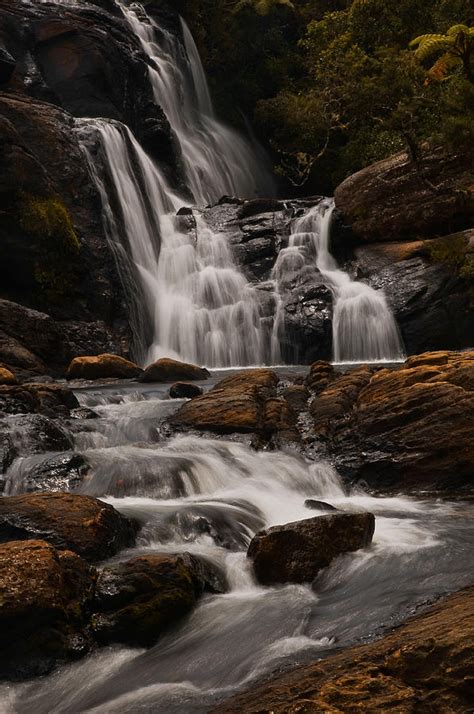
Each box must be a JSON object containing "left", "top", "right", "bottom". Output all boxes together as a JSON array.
[{"left": 2, "top": 378, "right": 473, "bottom": 713}]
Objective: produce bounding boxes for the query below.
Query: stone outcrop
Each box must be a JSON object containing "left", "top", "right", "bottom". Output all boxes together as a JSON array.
[
  {"left": 0, "top": 382, "right": 79, "bottom": 417},
  {"left": 334, "top": 149, "right": 474, "bottom": 244},
  {"left": 0, "top": 539, "right": 95, "bottom": 680},
  {"left": 91, "top": 553, "right": 226, "bottom": 646},
  {"left": 213, "top": 585, "right": 474, "bottom": 714},
  {"left": 310, "top": 351, "right": 474, "bottom": 492},
  {"left": 0, "top": 493, "right": 138, "bottom": 561},
  {"left": 170, "top": 369, "right": 280, "bottom": 434},
  {"left": 140, "top": 358, "right": 210, "bottom": 383},
  {"left": 66, "top": 353, "right": 142, "bottom": 381},
  {"left": 247, "top": 513, "right": 375, "bottom": 585}
]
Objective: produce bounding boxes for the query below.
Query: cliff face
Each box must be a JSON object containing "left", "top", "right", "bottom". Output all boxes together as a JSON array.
[{"left": 0, "top": 0, "right": 183, "bottom": 373}]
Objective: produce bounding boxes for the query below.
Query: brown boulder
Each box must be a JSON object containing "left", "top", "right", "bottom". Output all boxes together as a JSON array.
[
  {"left": 318, "top": 351, "right": 474, "bottom": 491},
  {"left": 213, "top": 586, "right": 474, "bottom": 714},
  {"left": 66, "top": 353, "right": 142, "bottom": 380},
  {"left": 91, "top": 553, "right": 226, "bottom": 646},
  {"left": 170, "top": 369, "right": 278, "bottom": 434},
  {"left": 334, "top": 149, "right": 474, "bottom": 243},
  {"left": 140, "top": 357, "right": 210, "bottom": 383},
  {"left": 0, "top": 365, "right": 16, "bottom": 385},
  {"left": 0, "top": 382, "right": 79, "bottom": 417},
  {"left": 247, "top": 513, "right": 375, "bottom": 586},
  {"left": 0, "top": 539, "right": 95, "bottom": 679},
  {"left": 0, "top": 493, "right": 138, "bottom": 562}
]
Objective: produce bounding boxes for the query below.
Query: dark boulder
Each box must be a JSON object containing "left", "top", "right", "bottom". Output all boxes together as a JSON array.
[
  {"left": 9, "top": 452, "right": 90, "bottom": 495},
  {"left": 0, "top": 493, "right": 138, "bottom": 562},
  {"left": 141, "top": 358, "right": 210, "bottom": 383},
  {"left": 0, "top": 539, "right": 95, "bottom": 680},
  {"left": 304, "top": 499, "right": 338, "bottom": 512},
  {"left": 91, "top": 552, "right": 226, "bottom": 646},
  {"left": 2, "top": 414, "right": 73, "bottom": 454},
  {"left": 247, "top": 513, "right": 375, "bottom": 585},
  {"left": 169, "top": 382, "right": 204, "bottom": 399}
]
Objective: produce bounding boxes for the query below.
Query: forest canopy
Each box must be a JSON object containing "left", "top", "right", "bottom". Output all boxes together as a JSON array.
[{"left": 165, "top": 0, "right": 474, "bottom": 193}]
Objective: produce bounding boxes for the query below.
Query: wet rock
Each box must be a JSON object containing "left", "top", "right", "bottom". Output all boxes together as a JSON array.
[
  {"left": 0, "top": 493, "right": 138, "bottom": 562},
  {"left": 306, "top": 360, "right": 336, "bottom": 393},
  {"left": 140, "top": 358, "right": 210, "bottom": 383},
  {"left": 334, "top": 149, "right": 474, "bottom": 243},
  {"left": 0, "top": 365, "right": 16, "bottom": 385},
  {"left": 0, "top": 383, "right": 79, "bottom": 417},
  {"left": 169, "top": 382, "right": 204, "bottom": 399},
  {"left": 0, "top": 539, "right": 95, "bottom": 680},
  {"left": 70, "top": 407, "right": 98, "bottom": 420},
  {"left": 214, "top": 585, "right": 474, "bottom": 714},
  {"left": 170, "top": 369, "right": 279, "bottom": 434},
  {"left": 321, "top": 351, "right": 474, "bottom": 492},
  {"left": 91, "top": 552, "right": 226, "bottom": 646},
  {"left": 310, "top": 367, "right": 373, "bottom": 438},
  {"left": 304, "top": 499, "right": 338, "bottom": 512},
  {"left": 2, "top": 414, "right": 73, "bottom": 454},
  {"left": 66, "top": 354, "right": 142, "bottom": 381},
  {"left": 280, "top": 385, "right": 309, "bottom": 414},
  {"left": 247, "top": 512, "right": 375, "bottom": 585},
  {"left": 0, "top": 45, "right": 15, "bottom": 84},
  {"left": 14, "top": 453, "right": 90, "bottom": 494}
]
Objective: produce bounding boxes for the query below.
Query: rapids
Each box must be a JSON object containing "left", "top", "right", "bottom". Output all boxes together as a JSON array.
[{"left": 2, "top": 376, "right": 473, "bottom": 713}]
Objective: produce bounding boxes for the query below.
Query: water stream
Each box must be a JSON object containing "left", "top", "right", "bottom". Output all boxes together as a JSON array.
[{"left": 2, "top": 378, "right": 472, "bottom": 713}]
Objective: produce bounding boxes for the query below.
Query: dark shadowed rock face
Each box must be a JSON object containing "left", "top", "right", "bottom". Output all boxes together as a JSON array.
[
  {"left": 91, "top": 552, "right": 226, "bottom": 646},
  {"left": 8, "top": 453, "right": 91, "bottom": 495},
  {"left": 334, "top": 149, "right": 474, "bottom": 244},
  {"left": 0, "top": 539, "right": 95, "bottom": 680},
  {"left": 0, "top": 493, "right": 138, "bottom": 562},
  {"left": 247, "top": 512, "right": 375, "bottom": 585},
  {"left": 213, "top": 586, "right": 474, "bottom": 714}
]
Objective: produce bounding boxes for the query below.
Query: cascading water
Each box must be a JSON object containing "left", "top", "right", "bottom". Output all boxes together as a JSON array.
[
  {"left": 78, "top": 1, "right": 404, "bottom": 367},
  {"left": 273, "top": 200, "right": 405, "bottom": 363},
  {"left": 3, "top": 379, "right": 473, "bottom": 713},
  {"left": 119, "top": 3, "right": 275, "bottom": 204}
]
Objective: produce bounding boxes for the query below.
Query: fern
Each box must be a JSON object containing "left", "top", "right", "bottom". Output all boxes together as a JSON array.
[{"left": 410, "top": 24, "right": 474, "bottom": 82}]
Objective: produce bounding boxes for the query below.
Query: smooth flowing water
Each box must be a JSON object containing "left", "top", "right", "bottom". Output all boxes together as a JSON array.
[{"left": 2, "top": 379, "right": 473, "bottom": 713}]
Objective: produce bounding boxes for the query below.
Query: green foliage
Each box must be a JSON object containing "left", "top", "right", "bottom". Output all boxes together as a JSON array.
[
  {"left": 429, "top": 234, "right": 474, "bottom": 295},
  {"left": 19, "top": 193, "right": 81, "bottom": 300},
  {"left": 178, "top": 0, "right": 473, "bottom": 192},
  {"left": 410, "top": 24, "right": 474, "bottom": 81}
]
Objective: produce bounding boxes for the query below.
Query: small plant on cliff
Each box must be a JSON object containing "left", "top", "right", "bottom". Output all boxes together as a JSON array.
[
  {"left": 19, "top": 193, "right": 81, "bottom": 300},
  {"left": 410, "top": 24, "right": 474, "bottom": 82}
]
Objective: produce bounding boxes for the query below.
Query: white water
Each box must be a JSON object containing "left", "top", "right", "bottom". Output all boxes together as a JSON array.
[
  {"left": 273, "top": 201, "right": 405, "bottom": 363},
  {"left": 3, "top": 385, "right": 473, "bottom": 713},
  {"left": 120, "top": 4, "right": 274, "bottom": 204}
]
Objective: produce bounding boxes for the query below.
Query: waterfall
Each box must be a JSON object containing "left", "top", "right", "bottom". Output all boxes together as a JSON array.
[
  {"left": 119, "top": 3, "right": 275, "bottom": 204},
  {"left": 277, "top": 201, "right": 405, "bottom": 363},
  {"left": 78, "top": 2, "right": 403, "bottom": 367}
]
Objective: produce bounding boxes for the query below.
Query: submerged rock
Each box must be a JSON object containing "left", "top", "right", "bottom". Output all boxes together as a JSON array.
[
  {"left": 140, "top": 358, "right": 210, "bottom": 383},
  {"left": 0, "top": 539, "right": 95, "bottom": 680},
  {"left": 247, "top": 513, "right": 375, "bottom": 585},
  {"left": 304, "top": 499, "right": 338, "bottom": 512},
  {"left": 169, "top": 382, "right": 204, "bottom": 399},
  {"left": 0, "top": 493, "right": 138, "bottom": 562},
  {"left": 91, "top": 552, "right": 226, "bottom": 646},
  {"left": 12, "top": 452, "right": 90, "bottom": 494},
  {"left": 66, "top": 354, "right": 142, "bottom": 380},
  {"left": 1, "top": 414, "right": 73, "bottom": 454}
]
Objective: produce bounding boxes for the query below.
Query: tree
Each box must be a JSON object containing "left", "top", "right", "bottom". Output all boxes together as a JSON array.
[
  {"left": 410, "top": 24, "right": 474, "bottom": 82},
  {"left": 231, "top": 0, "right": 295, "bottom": 15}
]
